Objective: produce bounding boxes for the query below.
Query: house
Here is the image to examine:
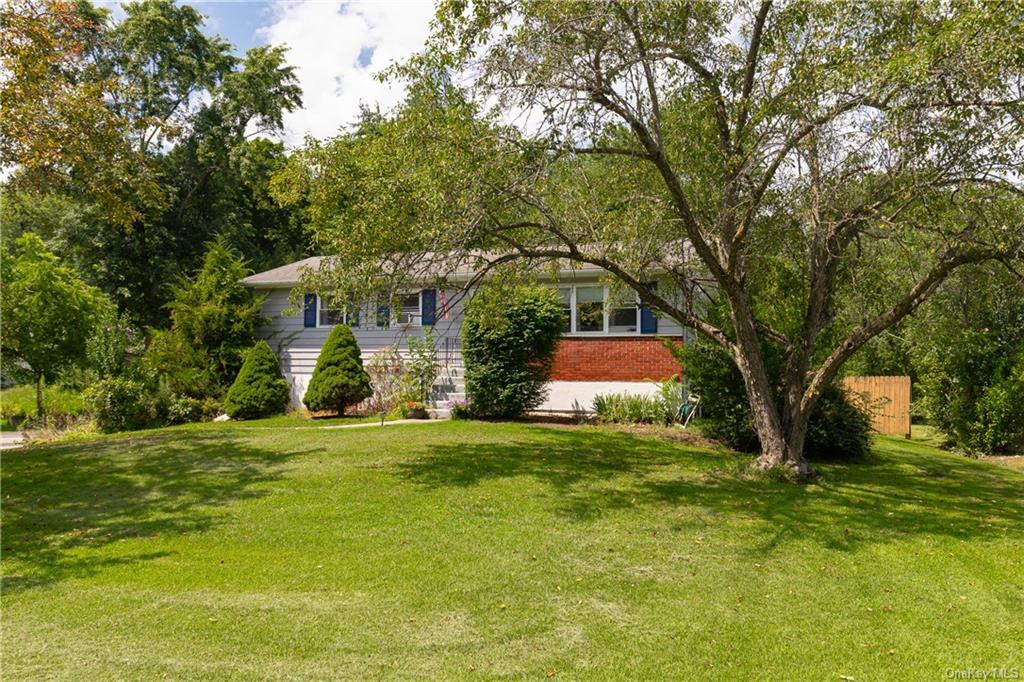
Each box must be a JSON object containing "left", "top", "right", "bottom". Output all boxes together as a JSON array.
[{"left": 241, "top": 257, "right": 692, "bottom": 412}]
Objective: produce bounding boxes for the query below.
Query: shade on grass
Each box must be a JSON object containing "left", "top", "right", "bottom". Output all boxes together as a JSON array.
[{"left": 2, "top": 421, "right": 1021, "bottom": 679}]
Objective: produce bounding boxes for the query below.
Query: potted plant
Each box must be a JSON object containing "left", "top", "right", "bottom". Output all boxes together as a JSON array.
[{"left": 405, "top": 401, "right": 429, "bottom": 419}]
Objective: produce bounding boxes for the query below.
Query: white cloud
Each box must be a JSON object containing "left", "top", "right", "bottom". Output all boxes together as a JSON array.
[{"left": 259, "top": 0, "right": 436, "bottom": 146}]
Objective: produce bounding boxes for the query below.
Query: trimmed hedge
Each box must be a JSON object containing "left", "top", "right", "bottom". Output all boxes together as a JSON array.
[
  {"left": 224, "top": 341, "right": 290, "bottom": 419},
  {"left": 303, "top": 325, "right": 371, "bottom": 415}
]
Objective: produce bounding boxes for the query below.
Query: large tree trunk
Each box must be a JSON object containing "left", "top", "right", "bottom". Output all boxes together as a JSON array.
[
  {"left": 740, "top": 376, "right": 813, "bottom": 478},
  {"left": 726, "top": 292, "right": 814, "bottom": 478},
  {"left": 747, "top": 388, "right": 813, "bottom": 479},
  {"left": 730, "top": 325, "right": 814, "bottom": 478}
]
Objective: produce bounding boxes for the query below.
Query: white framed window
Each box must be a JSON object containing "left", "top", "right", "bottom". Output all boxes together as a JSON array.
[
  {"left": 556, "top": 287, "right": 572, "bottom": 334},
  {"left": 395, "top": 292, "right": 421, "bottom": 326},
  {"left": 317, "top": 296, "right": 360, "bottom": 328},
  {"left": 556, "top": 284, "right": 643, "bottom": 335},
  {"left": 607, "top": 290, "right": 639, "bottom": 333},
  {"left": 574, "top": 285, "right": 605, "bottom": 333}
]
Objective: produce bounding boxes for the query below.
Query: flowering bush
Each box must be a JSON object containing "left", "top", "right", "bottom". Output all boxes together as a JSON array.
[
  {"left": 448, "top": 399, "right": 472, "bottom": 420},
  {"left": 402, "top": 400, "right": 428, "bottom": 418}
]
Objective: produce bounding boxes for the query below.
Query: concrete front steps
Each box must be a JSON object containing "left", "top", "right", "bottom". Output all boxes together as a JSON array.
[{"left": 428, "top": 362, "right": 465, "bottom": 419}]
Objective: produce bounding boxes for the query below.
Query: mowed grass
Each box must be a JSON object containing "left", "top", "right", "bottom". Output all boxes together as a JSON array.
[{"left": 2, "top": 420, "right": 1022, "bottom": 680}]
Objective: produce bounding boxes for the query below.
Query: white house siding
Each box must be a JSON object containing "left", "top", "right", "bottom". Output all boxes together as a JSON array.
[{"left": 538, "top": 381, "right": 663, "bottom": 413}]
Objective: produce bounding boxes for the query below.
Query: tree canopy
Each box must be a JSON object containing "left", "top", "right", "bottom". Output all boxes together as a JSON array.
[
  {"left": 1, "top": 0, "right": 307, "bottom": 325},
  {"left": 280, "top": 0, "right": 1024, "bottom": 476}
]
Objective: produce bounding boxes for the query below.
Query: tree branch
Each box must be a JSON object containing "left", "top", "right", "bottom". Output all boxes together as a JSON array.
[
  {"left": 803, "top": 246, "right": 1014, "bottom": 412},
  {"left": 737, "top": 0, "right": 772, "bottom": 135}
]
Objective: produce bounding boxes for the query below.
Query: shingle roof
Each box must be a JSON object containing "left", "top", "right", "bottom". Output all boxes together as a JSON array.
[
  {"left": 240, "top": 257, "right": 325, "bottom": 287},
  {"left": 240, "top": 253, "right": 613, "bottom": 288}
]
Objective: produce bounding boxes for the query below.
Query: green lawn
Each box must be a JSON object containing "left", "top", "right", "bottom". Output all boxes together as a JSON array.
[
  {"left": 0, "top": 384, "right": 86, "bottom": 430},
  {"left": 2, "top": 420, "right": 1022, "bottom": 679}
]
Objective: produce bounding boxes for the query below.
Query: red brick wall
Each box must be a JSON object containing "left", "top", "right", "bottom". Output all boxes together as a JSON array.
[{"left": 550, "top": 336, "right": 683, "bottom": 381}]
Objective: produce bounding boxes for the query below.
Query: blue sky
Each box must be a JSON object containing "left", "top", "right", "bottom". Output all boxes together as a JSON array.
[
  {"left": 192, "top": 1, "right": 275, "bottom": 55},
  {"left": 102, "top": 1, "right": 437, "bottom": 145}
]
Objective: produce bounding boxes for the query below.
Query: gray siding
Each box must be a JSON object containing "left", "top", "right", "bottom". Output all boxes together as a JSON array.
[{"left": 258, "top": 288, "right": 465, "bottom": 377}]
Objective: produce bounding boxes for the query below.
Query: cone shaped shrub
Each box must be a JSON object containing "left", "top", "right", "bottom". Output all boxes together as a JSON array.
[
  {"left": 224, "top": 341, "right": 290, "bottom": 419},
  {"left": 303, "top": 325, "right": 372, "bottom": 415}
]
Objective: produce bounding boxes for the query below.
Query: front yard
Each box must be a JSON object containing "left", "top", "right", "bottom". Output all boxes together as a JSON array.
[{"left": 2, "top": 420, "right": 1022, "bottom": 679}]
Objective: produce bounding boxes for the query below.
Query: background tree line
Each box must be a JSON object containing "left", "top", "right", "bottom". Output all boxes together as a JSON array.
[
  {"left": 1, "top": 0, "right": 309, "bottom": 423},
  {"left": 1, "top": 0, "right": 310, "bottom": 327}
]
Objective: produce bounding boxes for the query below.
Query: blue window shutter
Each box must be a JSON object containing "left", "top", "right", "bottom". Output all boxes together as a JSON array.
[
  {"left": 303, "top": 293, "right": 317, "bottom": 328},
  {"left": 421, "top": 289, "right": 436, "bottom": 326},
  {"left": 640, "top": 282, "right": 658, "bottom": 334}
]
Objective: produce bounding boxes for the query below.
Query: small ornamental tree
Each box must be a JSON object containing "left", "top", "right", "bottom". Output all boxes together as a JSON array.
[
  {"left": 462, "top": 284, "right": 565, "bottom": 419},
  {"left": 303, "top": 325, "right": 372, "bottom": 415},
  {"left": 0, "top": 232, "right": 109, "bottom": 418},
  {"left": 223, "top": 341, "right": 290, "bottom": 419}
]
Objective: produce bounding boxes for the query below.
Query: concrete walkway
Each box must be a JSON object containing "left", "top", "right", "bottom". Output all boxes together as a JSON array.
[
  {"left": 230, "top": 417, "right": 451, "bottom": 431},
  {"left": 321, "top": 418, "right": 449, "bottom": 430},
  {"left": 0, "top": 431, "right": 25, "bottom": 450}
]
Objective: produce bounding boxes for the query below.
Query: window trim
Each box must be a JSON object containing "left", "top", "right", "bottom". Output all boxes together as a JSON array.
[
  {"left": 392, "top": 291, "right": 422, "bottom": 328},
  {"left": 558, "top": 284, "right": 643, "bottom": 337},
  {"left": 316, "top": 295, "right": 360, "bottom": 329}
]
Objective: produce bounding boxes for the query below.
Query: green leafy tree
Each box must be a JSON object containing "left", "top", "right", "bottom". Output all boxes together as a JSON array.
[
  {"left": 0, "top": 233, "right": 109, "bottom": 418},
  {"left": 462, "top": 284, "right": 565, "bottom": 419},
  {"left": 0, "top": 0, "right": 161, "bottom": 226},
  {"left": 303, "top": 325, "right": 372, "bottom": 415},
  {"left": 223, "top": 341, "right": 290, "bottom": 420},
  {"left": 146, "top": 237, "right": 265, "bottom": 397},
  {"left": 284, "top": 1, "right": 1024, "bottom": 477},
  {"left": 86, "top": 306, "right": 142, "bottom": 379},
  {"left": 914, "top": 265, "right": 1024, "bottom": 453},
  {"left": 678, "top": 339, "right": 871, "bottom": 462},
  {"left": 2, "top": 0, "right": 304, "bottom": 325}
]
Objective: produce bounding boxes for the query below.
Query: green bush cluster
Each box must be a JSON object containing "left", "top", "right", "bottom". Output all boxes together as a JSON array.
[
  {"left": 678, "top": 341, "right": 871, "bottom": 461},
  {"left": 803, "top": 384, "right": 872, "bottom": 461},
  {"left": 224, "top": 341, "right": 291, "bottom": 419},
  {"left": 2, "top": 238, "right": 267, "bottom": 435},
  {"left": 918, "top": 331, "right": 1024, "bottom": 454},
  {"left": 143, "top": 238, "right": 266, "bottom": 400},
  {"left": 167, "top": 395, "right": 221, "bottom": 424},
  {"left": 303, "top": 326, "right": 372, "bottom": 415},
  {"left": 462, "top": 284, "right": 565, "bottom": 419},
  {"left": 85, "top": 378, "right": 162, "bottom": 433},
  {"left": 593, "top": 392, "right": 673, "bottom": 425},
  {"left": 84, "top": 379, "right": 224, "bottom": 432}
]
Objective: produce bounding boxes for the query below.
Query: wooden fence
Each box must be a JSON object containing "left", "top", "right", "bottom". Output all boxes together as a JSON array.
[{"left": 840, "top": 375, "right": 912, "bottom": 437}]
